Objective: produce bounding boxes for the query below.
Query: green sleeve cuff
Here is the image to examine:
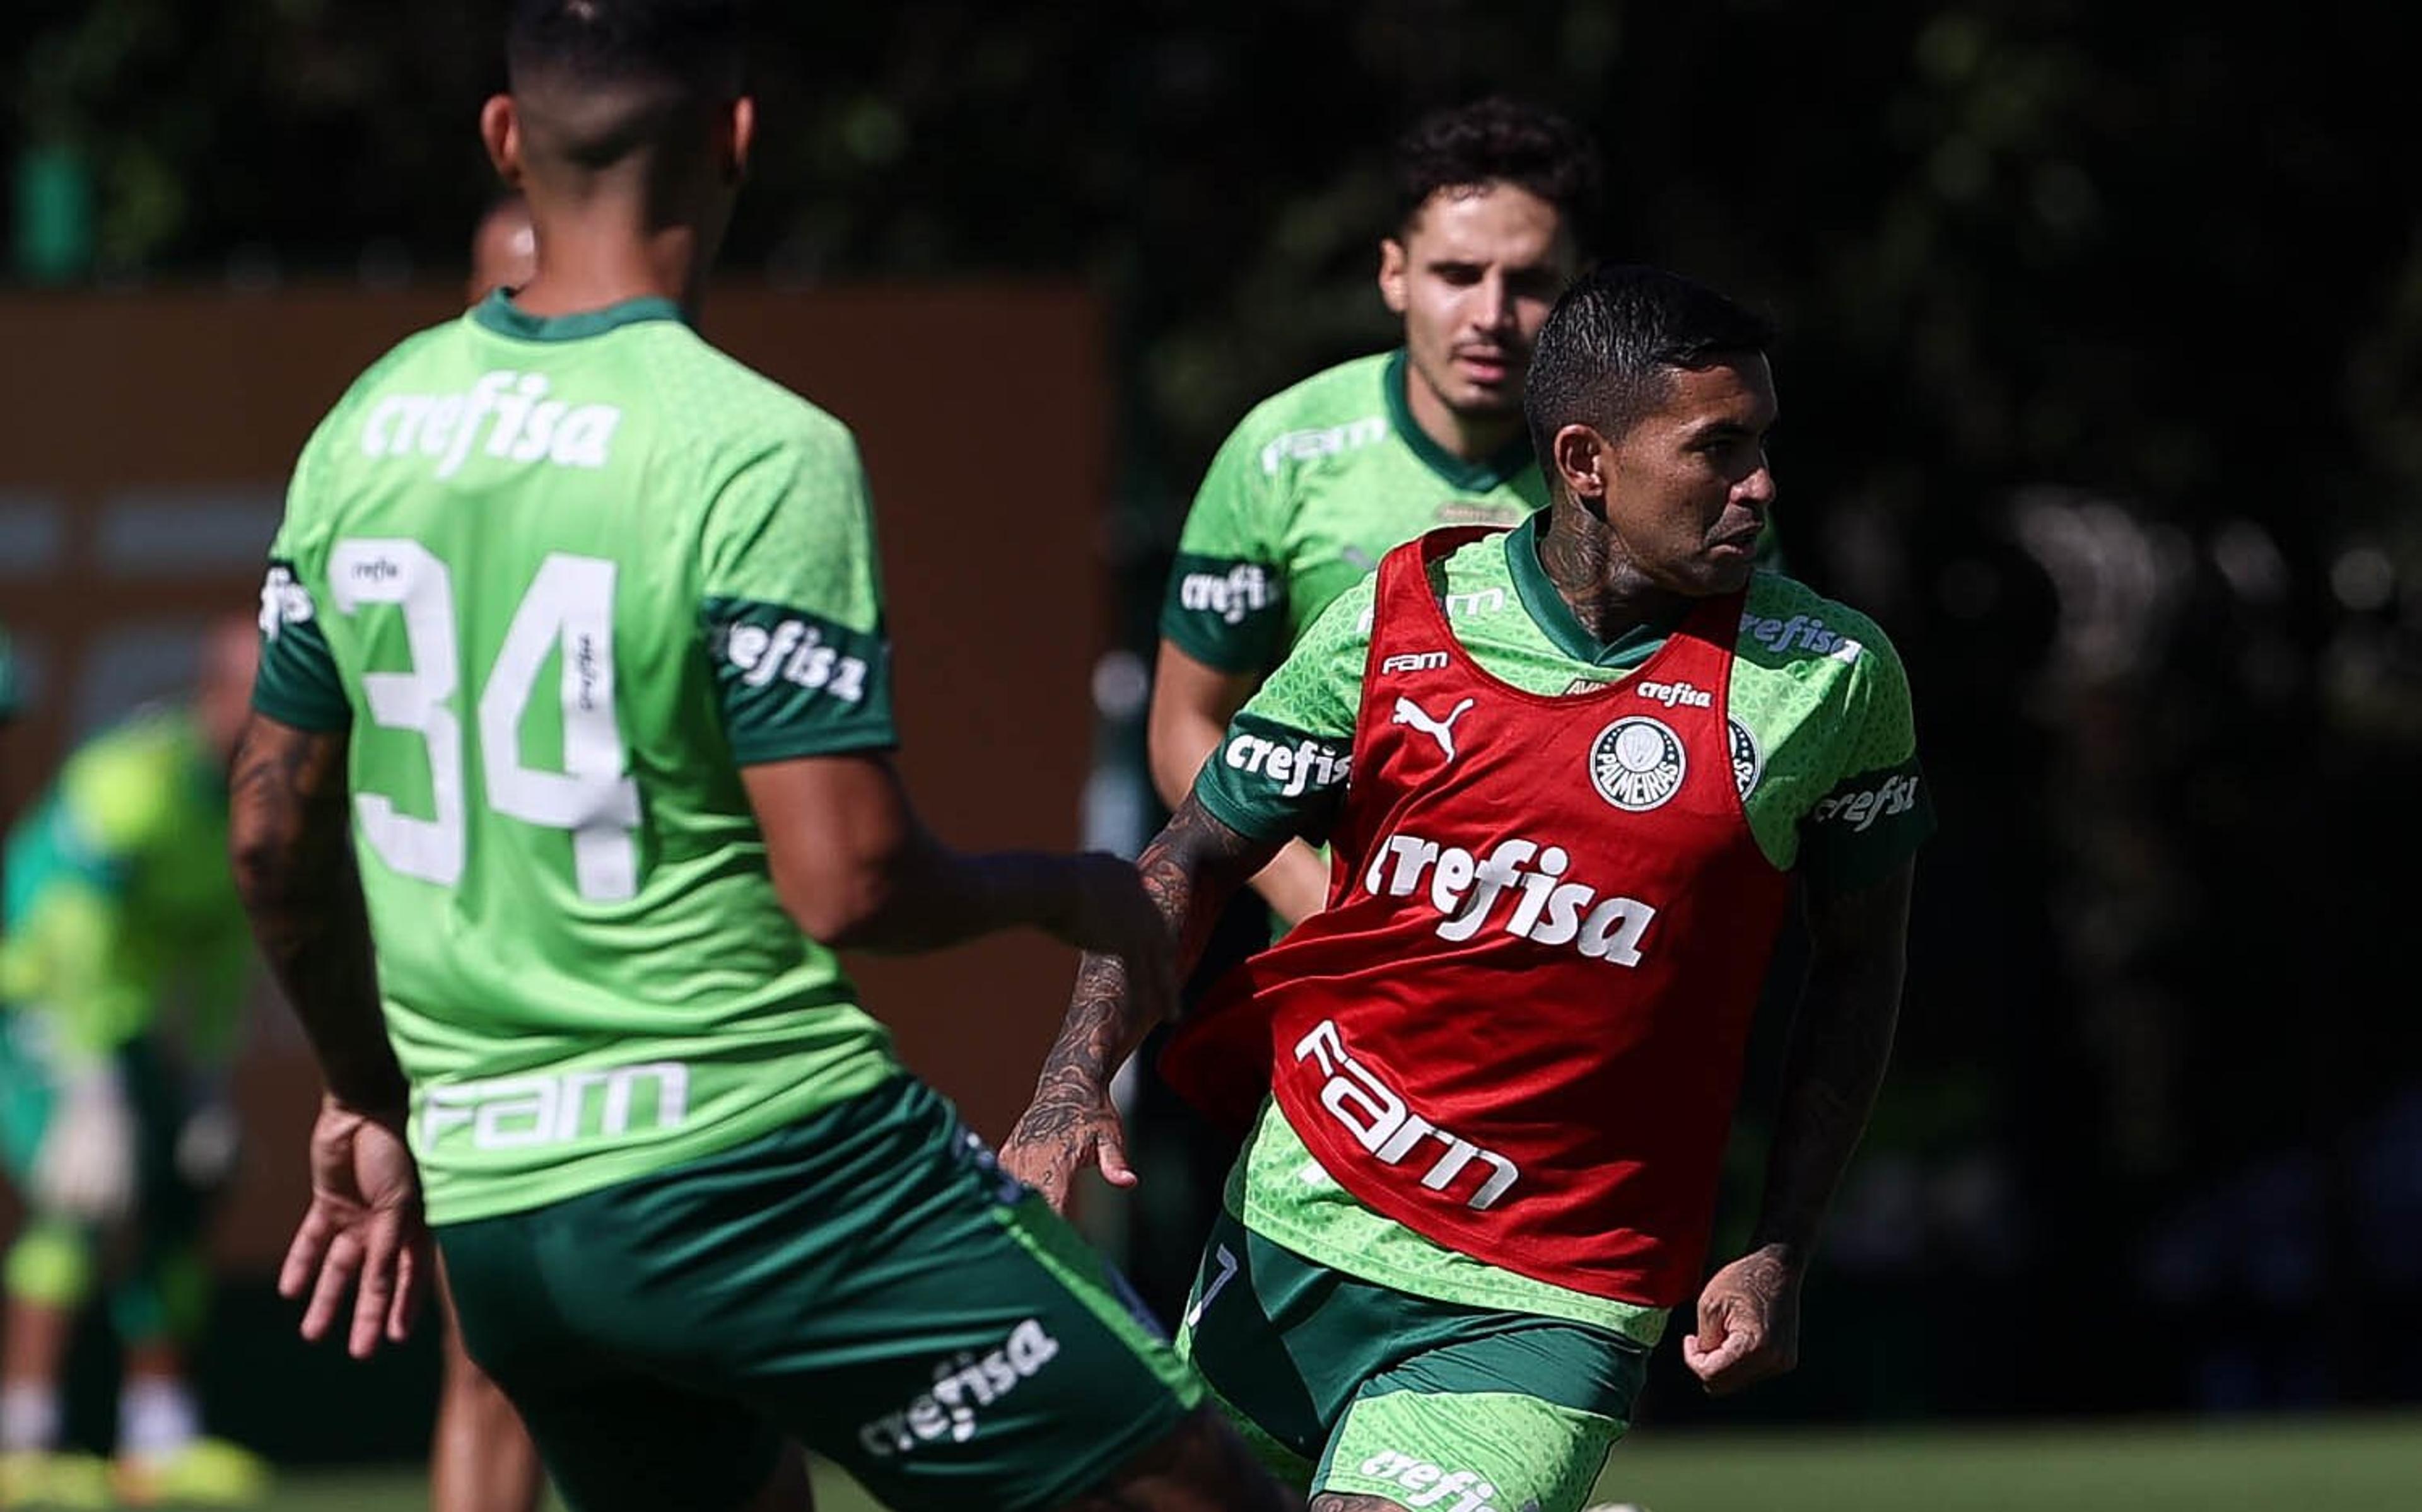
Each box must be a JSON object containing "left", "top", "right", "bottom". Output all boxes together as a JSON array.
[
  {"left": 253, "top": 562, "right": 353, "bottom": 731},
  {"left": 1190, "top": 711, "right": 1350, "bottom": 845},
  {"left": 1796, "top": 759, "right": 1934, "bottom": 890},
  {"left": 1159, "top": 554, "right": 1289, "bottom": 675},
  {"left": 706, "top": 598, "right": 897, "bottom": 764}
]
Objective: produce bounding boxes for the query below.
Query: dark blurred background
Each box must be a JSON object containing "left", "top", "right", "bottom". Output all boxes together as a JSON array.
[{"left": 4, "top": 0, "right": 2419, "bottom": 1454}]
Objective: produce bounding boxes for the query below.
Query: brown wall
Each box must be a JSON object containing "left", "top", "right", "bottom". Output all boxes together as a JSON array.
[{"left": 0, "top": 283, "right": 1109, "bottom": 1265}]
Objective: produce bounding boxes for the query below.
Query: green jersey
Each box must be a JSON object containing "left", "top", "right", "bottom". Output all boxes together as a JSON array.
[
  {"left": 255, "top": 293, "right": 903, "bottom": 1224},
  {"left": 1159, "top": 351, "right": 1545, "bottom": 675},
  {"left": 0, "top": 708, "right": 250, "bottom": 1069},
  {"left": 1193, "top": 515, "right": 1933, "bottom": 1340}
]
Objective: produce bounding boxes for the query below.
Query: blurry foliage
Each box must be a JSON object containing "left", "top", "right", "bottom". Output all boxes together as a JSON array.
[{"left": 3, "top": 1, "right": 2411, "bottom": 553}]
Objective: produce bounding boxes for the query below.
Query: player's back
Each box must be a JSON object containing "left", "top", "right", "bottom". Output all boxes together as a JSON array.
[{"left": 256, "top": 294, "right": 902, "bottom": 1222}]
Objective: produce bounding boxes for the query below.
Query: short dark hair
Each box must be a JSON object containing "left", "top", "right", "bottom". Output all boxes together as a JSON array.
[
  {"left": 1522, "top": 265, "right": 1777, "bottom": 460},
  {"left": 1391, "top": 96, "right": 1603, "bottom": 245},
  {"left": 506, "top": 0, "right": 748, "bottom": 96}
]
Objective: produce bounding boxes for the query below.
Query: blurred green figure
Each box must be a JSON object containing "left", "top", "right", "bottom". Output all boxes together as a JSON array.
[{"left": 0, "top": 616, "right": 271, "bottom": 1509}]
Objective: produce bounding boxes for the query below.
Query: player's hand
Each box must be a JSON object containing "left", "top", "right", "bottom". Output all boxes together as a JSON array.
[
  {"left": 1682, "top": 1245, "right": 1801, "bottom": 1395},
  {"left": 999, "top": 1078, "right": 1134, "bottom": 1214},
  {"left": 1051, "top": 853, "right": 1178, "bottom": 1029},
  {"left": 281, "top": 1095, "right": 430, "bottom": 1360},
  {"left": 33, "top": 1066, "right": 137, "bottom": 1225}
]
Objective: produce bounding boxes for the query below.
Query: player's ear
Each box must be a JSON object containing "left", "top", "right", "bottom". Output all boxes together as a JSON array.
[
  {"left": 1552, "top": 422, "right": 1610, "bottom": 512},
  {"left": 720, "top": 96, "right": 756, "bottom": 184},
  {"left": 1378, "top": 236, "right": 1410, "bottom": 315},
  {"left": 481, "top": 95, "right": 523, "bottom": 187}
]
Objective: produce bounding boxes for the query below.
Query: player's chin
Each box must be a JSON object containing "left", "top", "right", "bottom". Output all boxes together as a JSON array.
[
  {"left": 1690, "top": 552, "right": 1757, "bottom": 596},
  {"left": 1447, "top": 379, "right": 1525, "bottom": 418}
]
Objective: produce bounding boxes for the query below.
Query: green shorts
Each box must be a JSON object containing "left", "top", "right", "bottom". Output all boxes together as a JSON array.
[
  {"left": 1178, "top": 1207, "right": 1646, "bottom": 1512},
  {"left": 436, "top": 1075, "right": 1200, "bottom": 1512}
]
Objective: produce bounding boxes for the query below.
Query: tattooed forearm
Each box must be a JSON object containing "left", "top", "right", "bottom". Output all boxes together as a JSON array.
[
  {"left": 1750, "top": 861, "right": 1913, "bottom": 1262},
  {"left": 1025, "top": 798, "right": 1278, "bottom": 1108},
  {"left": 228, "top": 714, "right": 406, "bottom": 1114}
]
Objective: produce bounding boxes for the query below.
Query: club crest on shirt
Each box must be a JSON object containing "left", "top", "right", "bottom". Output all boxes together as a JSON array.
[
  {"left": 1590, "top": 716, "right": 1687, "bottom": 811},
  {"left": 1729, "top": 716, "right": 1763, "bottom": 798}
]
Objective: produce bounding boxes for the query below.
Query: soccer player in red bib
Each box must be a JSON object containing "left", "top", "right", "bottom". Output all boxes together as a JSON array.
[{"left": 1004, "top": 264, "right": 1930, "bottom": 1512}]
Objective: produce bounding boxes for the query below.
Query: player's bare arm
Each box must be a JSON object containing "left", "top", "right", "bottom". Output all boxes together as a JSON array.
[
  {"left": 1148, "top": 643, "right": 1331, "bottom": 926},
  {"left": 1001, "top": 796, "right": 1280, "bottom": 1210},
  {"left": 1685, "top": 856, "right": 1914, "bottom": 1396},
  {"left": 227, "top": 711, "right": 429, "bottom": 1361},
  {"left": 742, "top": 752, "right": 1176, "bottom": 1011}
]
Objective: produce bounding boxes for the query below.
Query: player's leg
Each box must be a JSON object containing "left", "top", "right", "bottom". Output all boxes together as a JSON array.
[
  {"left": 524, "top": 1073, "right": 1289, "bottom": 1511},
  {"left": 1055, "top": 1405, "right": 1299, "bottom": 1512},
  {"left": 103, "top": 1041, "right": 268, "bottom": 1508},
  {"left": 428, "top": 1260, "right": 545, "bottom": 1512},
  {"left": 1301, "top": 1322, "right": 1641, "bottom": 1512},
  {"left": 0, "top": 1222, "right": 110, "bottom": 1509},
  {"left": 435, "top": 1211, "right": 799, "bottom": 1512},
  {"left": 0, "top": 1026, "right": 110, "bottom": 1509},
  {"left": 1179, "top": 1209, "right": 1645, "bottom": 1512}
]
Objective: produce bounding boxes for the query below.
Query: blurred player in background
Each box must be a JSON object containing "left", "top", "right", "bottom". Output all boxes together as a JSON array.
[
  {"left": 230, "top": 3, "right": 1294, "bottom": 1509},
  {"left": 0, "top": 615, "right": 271, "bottom": 1509},
  {"left": 1007, "top": 266, "right": 1929, "bottom": 1512},
  {"left": 422, "top": 189, "right": 547, "bottom": 1512},
  {"left": 1150, "top": 95, "right": 1600, "bottom": 929},
  {"left": 1127, "top": 93, "right": 1603, "bottom": 1325}
]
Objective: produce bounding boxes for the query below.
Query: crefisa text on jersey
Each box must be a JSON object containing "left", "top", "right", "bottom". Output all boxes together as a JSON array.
[{"left": 359, "top": 369, "right": 623, "bottom": 479}]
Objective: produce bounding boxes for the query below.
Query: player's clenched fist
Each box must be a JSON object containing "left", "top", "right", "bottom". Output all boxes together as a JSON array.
[{"left": 1682, "top": 1246, "right": 1801, "bottom": 1395}]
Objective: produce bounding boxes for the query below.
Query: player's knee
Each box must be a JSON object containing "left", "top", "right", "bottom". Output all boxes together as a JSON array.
[
  {"left": 1070, "top": 1405, "right": 1303, "bottom": 1512},
  {"left": 4, "top": 1221, "right": 95, "bottom": 1310}
]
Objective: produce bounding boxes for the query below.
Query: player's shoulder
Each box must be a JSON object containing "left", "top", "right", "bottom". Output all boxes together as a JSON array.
[
  {"left": 1736, "top": 571, "right": 1906, "bottom": 681},
  {"left": 633, "top": 324, "right": 862, "bottom": 468},
  {"left": 1219, "top": 351, "right": 1395, "bottom": 473},
  {"left": 305, "top": 320, "right": 462, "bottom": 450}
]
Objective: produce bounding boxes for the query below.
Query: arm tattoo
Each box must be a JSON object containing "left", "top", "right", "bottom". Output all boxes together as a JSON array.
[
  {"left": 1750, "top": 862, "right": 1913, "bottom": 1260},
  {"left": 1020, "top": 798, "right": 1275, "bottom": 1123},
  {"left": 228, "top": 715, "right": 406, "bottom": 1113}
]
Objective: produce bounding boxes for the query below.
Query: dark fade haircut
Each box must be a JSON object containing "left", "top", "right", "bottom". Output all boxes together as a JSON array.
[
  {"left": 507, "top": 0, "right": 749, "bottom": 165},
  {"left": 1391, "top": 96, "right": 1604, "bottom": 245},
  {"left": 1522, "top": 265, "right": 1776, "bottom": 460}
]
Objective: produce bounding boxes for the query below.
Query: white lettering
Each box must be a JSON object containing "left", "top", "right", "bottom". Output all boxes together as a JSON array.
[
  {"left": 1362, "top": 827, "right": 1657, "bottom": 968},
  {"left": 856, "top": 1320, "right": 1062, "bottom": 1460},
  {"left": 1293, "top": 1020, "right": 1521, "bottom": 1211},
  {"left": 423, "top": 1062, "right": 689, "bottom": 1151},
  {"left": 1810, "top": 774, "right": 1922, "bottom": 833},
  {"left": 358, "top": 369, "right": 621, "bottom": 475}
]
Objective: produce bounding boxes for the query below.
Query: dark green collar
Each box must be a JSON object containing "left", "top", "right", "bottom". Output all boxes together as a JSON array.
[
  {"left": 1505, "top": 512, "right": 1682, "bottom": 666},
  {"left": 471, "top": 289, "right": 686, "bottom": 342},
  {"left": 1383, "top": 349, "right": 1535, "bottom": 493}
]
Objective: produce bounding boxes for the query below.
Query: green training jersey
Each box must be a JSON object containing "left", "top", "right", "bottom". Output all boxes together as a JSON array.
[
  {"left": 1159, "top": 351, "right": 1546, "bottom": 675},
  {"left": 0, "top": 708, "right": 251, "bottom": 1070},
  {"left": 255, "top": 293, "right": 903, "bottom": 1224},
  {"left": 1192, "top": 515, "right": 1933, "bottom": 1340}
]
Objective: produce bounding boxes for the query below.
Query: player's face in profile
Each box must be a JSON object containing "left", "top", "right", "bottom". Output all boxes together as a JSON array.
[
  {"left": 1606, "top": 355, "right": 1777, "bottom": 596},
  {"left": 1381, "top": 183, "right": 1575, "bottom": 421}
]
